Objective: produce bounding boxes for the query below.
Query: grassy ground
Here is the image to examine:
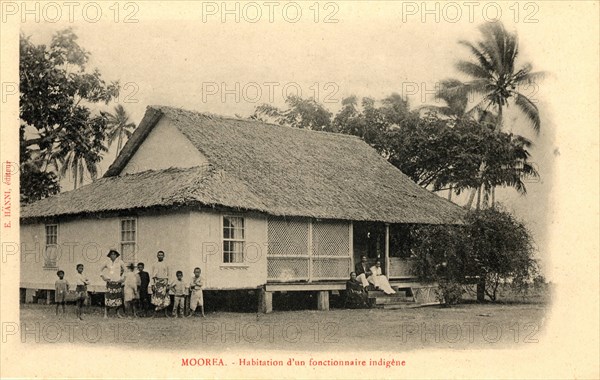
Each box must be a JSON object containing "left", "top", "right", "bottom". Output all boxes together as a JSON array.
[{"left": 17, "top": 294, "right": 548, "bottom": 351}]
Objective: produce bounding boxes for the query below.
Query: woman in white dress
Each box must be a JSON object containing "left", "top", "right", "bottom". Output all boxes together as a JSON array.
[{"left": 368, "top": 260, "right": 396, "bottom": 295}]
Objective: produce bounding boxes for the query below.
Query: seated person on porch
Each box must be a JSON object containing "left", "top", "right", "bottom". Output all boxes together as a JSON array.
[
  {"left": 368, "top": 260, "right": 396, "bottom": 295},
  {"left": 354, "top": 255, "right": 372, "bottom": 289},
  {"left": 345, "top": 272, "right": 368, "bottom": 308}
]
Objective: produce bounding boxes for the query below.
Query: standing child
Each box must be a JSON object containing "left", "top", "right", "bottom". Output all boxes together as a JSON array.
[
  {"left": 54, "top": 270, "right": 69, "bottom": 317},
  {"left": 188, "top": 267, "right": 205, "bottom": 317},
  {"left": 137, "top": 262, "right": 150, "bottom": 317},
  {"left": 73, "top": 264, "right": 90, "bottom": 320},
  {"left": 170, "top": 271, "right": 187, "bottom": 318},
  {"left": 123, "top": 263, "right": 141, "bottom": 318}
]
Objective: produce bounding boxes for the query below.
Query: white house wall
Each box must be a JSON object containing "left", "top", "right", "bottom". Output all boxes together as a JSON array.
[
  {"left": 189, "top": 210, "right": 268, "bottom": 290},
  {"left": 20, "top": 209, "right": 268, "bottom": 291},
  {"left": 121, "top": 117, "right": 208, "bottom": 174},
  {"left": 20, "top": 211, "right": 191, "bottom": 291}
]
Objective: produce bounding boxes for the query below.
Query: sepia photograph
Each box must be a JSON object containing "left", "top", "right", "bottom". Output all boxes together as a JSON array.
[{"left": 1, "top": 1, "right": 598, "bottom": 378}]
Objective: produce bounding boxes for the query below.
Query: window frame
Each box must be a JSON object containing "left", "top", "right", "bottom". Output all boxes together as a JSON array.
[
  {"left": 222, "top": 215, "right": 245, "bottom": 264},
  {"left": 120, "top": 218, "right": 137, "bottom": 264},
  {"left": 43, "top": 224, "right": 59, "bottom": 269}
]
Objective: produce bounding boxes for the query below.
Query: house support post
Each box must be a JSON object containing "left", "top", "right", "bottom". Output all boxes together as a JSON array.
[
  {"left": 384, "top": 223, "right": 390, "bottom": 276},
  {"left": 259, "top": 288, "right": 273, "bottom": 314},
  {"left": 317, "top": 291, "right": 329, "bottom": 311},
  {"left": 25, "top": 289, "right": 36, "bottom": 303},
  {"left": 349, "top": 222, "right": 354, "bottom": 272},
  {"left": 46, "top": 290, "right": 52, "bottom": 305}
]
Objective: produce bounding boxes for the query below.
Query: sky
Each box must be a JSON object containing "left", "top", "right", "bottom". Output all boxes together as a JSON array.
[{"left": 15, "top": 1, "right": 600, "bottom": 279}]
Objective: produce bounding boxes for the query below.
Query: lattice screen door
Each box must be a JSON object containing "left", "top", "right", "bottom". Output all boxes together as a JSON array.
[
  {"left": 267, "top": 217, "right": 310, "bottom": 281},
  {"left": 267, "top": 217, "right": 351, "bottom": 282},
  {"left": 311, "top": 221, "right": 351, "bottom": 280}
]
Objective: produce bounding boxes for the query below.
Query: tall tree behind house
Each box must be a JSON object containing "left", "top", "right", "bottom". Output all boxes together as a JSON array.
[
  {"left": 20, "top": 28, "right": 120, "bottom": 199},
  {"left": 437, "top": 22, "right": 545, "bottom": 209}
]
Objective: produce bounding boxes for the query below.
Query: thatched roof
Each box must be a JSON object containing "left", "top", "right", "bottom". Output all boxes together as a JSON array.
[
  {"left": 22, "top": 106, "right": 465, "bottom": 224},
  {"left": 20, "top": 165, "right": 267, "bottom": 220}
]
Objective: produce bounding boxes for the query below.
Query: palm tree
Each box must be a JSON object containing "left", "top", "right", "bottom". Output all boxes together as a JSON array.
[
  {"left": 106, "top": 105, "right": 136, "bottom": 158},
  {"left": 442, "top": 22, "right": 545, "bottom": 133},
  {"left": 58, "top": 144, "right": 103, "bottom": 189},
  {"left": 440, "top": 22, "right": 544, "bottom": 209},
  {"left": 52, "top": 112, "right": 108, "bottom": 189}
]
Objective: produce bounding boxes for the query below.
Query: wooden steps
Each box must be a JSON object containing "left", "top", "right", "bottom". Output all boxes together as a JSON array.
[{"left": 367, "top": 287, "right": 417, "bottom": 309}]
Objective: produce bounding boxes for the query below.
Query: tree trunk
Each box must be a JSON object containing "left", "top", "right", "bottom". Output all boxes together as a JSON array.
[
  {"left": 476, "top": 186, "right": 482, "bottom": 210},
  {"left": 477, "top": 277, "right": 485, "bottom": 302},
  {"left": 497, "top": 105, "right": 504, "bottom": 131},
  {"left": 447, "top": 186, "right": 453, "bottom": 201},
  {"left": 466, "top": 188, "right": 476, "bottom": 209},
  {"left": 491, "top": 187, "right": 496, "bottom": 208},
  {"left": 482, "top": 188, "right": 489, "bottom": 209},
  {"left": 116, "top": 131, "right": 123, "bottom": 159}
]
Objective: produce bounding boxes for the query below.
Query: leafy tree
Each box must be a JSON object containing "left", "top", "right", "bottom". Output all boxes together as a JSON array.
[
  {"left": 20, "top": 28, "right": 119, "bottom": 198},
  {"left": 254, "top": 94, "right": 538, "bottom": 203},
  {"left": 410, "top": 225, "right": 472, "bottom": 306},
  {"left": 384, "top": 113, "right": 538, "bottom": 198},
  {"left": 425, "top": 79, "right": 470, "bottom": 120},
  {"left": 252, "top": 95, "right": 334, "bottom": 131},
  {"left": 333, "top": 96, "right": 388, "bottom": 152},
  {"left": 333, "top": 94, "right": 418, "bottom": 155},
  {"left": 105, "top": 105, "right": 137, "bottom": 158},
  {"left": 465, "top": 208, "right": 538, "bottom": 301},
  {"left": 411, "top": 208, "right": 538, "bottom": 304},
  {"left": 19, "top": 129, "right": 60, "bottom": 203},
  {"left": 332, "top": 96, "right": 363, "bottom": 136}
]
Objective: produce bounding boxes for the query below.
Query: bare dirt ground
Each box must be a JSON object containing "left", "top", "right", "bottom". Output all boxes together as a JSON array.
[{"left": 16, "top": 297, "right": 548, "bottom": 351}]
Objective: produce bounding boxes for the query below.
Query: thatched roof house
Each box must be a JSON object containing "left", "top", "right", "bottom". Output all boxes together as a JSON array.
[
  {"left": 20, "top": 105, "right": 464, "bottom": 311},
  {"left": 22, "top": 106, "right": 463, "bottom": 224}
]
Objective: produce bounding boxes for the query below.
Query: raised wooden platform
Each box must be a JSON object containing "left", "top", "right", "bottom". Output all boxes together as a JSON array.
[
  {"left": 265, "top": 282, "right": 345, "bottom": 292},
  {"left": 259, "top": 280, "right": 437, "bottom": 313},
  {"left": 264, "top": 279, "right": 420, "bottom": 292}
]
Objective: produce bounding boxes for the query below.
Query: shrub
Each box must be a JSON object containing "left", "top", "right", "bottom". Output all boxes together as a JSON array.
[
  {"left": 466, "top": 207, "right": 537, "bottom": 301},
  {"left": 436, "top": 280, "right": 464, "bottom": 306},
  {"left": 411, "top": 206, "right": 538, "bottom": 304}
]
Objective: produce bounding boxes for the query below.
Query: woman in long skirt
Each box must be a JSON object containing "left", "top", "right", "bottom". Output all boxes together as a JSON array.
[
  {"left": 368, "top": 260, "right": 396, "bottom": 295},
  {"left": 100, "top": 249, "right": 125, "bottom": 318}
]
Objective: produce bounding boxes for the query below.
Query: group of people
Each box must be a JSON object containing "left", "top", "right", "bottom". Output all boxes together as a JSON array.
[
  {"left": 53, "top": 249, "right": 205, "bottom": 319},
  {"left": 53, "top": 263, "right": 90, "bottom": 319},
  {"left": 54, "top": 252, "right": 395, "bottom": 316},
  {"left": 345, "top": 255, "right": 396, "bottom": 308}
]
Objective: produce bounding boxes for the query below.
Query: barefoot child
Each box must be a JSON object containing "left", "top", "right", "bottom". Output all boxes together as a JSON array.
[
  {"left": 188, "top": 267, "right": 205, "bottom": 317},
  {"left": 123, "top": 263, "right": 140, "bottom": 317},
  {"left": 73, "top": 264, "right": 90, "bottom": 320},
  {"left": 54, "top": 270, "right": 69, "bottom": 316},
  {"left": 170, "top": 271, "right": 187, "bottom": 318}
]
